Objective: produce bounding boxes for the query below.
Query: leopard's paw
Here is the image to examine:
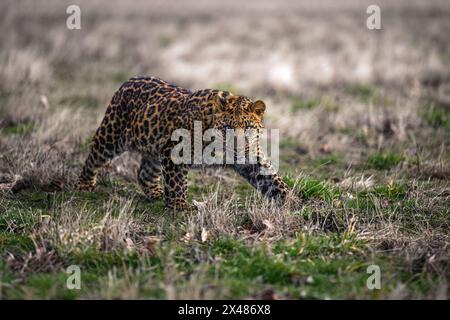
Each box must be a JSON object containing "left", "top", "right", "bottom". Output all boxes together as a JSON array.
[
  {"left": 76, "top": 180, "right": 96, "bottom": 192},
  {"left": 143, "top": 187, "right": 163, "bottom": 201},
  {"left": 165, "top": 200, "right": 196, "bottom": 211}
]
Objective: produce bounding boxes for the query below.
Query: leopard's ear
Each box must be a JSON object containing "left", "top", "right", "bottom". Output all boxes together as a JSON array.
[
  {"left": 252, "top": 100, "right": 266, "bottom": 117},
  {"left": 214, "top": 95, "right": 227, "bottom": 112}
]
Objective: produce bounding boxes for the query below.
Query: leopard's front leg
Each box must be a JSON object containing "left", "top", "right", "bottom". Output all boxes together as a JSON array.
[
  {"left": 161, "top": 152, "right": 190, "bottom": 210},
  {"left": 234, "top": 157, "right": 289, "bottom": 201}
]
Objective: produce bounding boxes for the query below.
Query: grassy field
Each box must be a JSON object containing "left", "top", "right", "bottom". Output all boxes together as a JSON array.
[{"left": 0, "top": 0, "right": 449, "bottom": 299}]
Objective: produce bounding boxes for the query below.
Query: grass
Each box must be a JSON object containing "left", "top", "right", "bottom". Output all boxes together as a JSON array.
[
  {"left": 1, "top": 122, "right": 35, "bottom": 135},
  {"left": 212, "top": 83, "right": 239, "bottom": 94},
  {"left": 0, "top": 227, "right": 444, "bottom": 299},
  {"left": 284, "top": 175, "right": 340, "bottom": 202},
  {"left": 422, "top": 104, "right": 450, "bottom": 129},
  {"left": 347, "top": 84, "right": 378, "bottom": 103},
  {"left": 209, "top": 236, "right": 371, "bottom": 298},
  {"left": 0, "top": 167, "right": 448, "bottom": 299},
  {"left": 367, "top": 152, "right": 404, "bottom": 170},
  {"left": 112, "top": 71, "right": 133, "bottom": 84},
  {"left": 280, "top": 137, "right": 301, "bottom": 150},
  {"left": 291, "top": 98, "right": 321, "bottom": 113},
  {"left": 315, "top": 153, "right": 342, "bottom": 166}
]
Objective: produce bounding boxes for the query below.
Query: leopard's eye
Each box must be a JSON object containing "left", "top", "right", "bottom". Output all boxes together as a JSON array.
[{"left": 223, "top": 125, "right": 232, "bottom": 130}]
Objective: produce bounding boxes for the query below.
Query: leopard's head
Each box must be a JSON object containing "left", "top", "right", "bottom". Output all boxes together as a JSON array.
[{"left": 213, "top": 94, "right": 266, "bottom": 161}]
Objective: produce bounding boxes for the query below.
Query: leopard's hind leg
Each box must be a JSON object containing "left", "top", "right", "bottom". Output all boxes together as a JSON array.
[
  {"left": 160, "top": 146, "right": 190, "bottom": 210},
  {"left": 78, "top": 103, "right": 126, "bottom": 191},
  {"left": 138, "top": 155, "right": 163, "bottom": 200}
]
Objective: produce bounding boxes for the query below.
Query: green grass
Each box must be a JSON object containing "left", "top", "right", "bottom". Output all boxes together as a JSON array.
[
  {"left": 284, "top": 175, "right": 340, "bottom": 202},
  {"left": 371, "top": 183, "right": 408, "bottom": 200},
  {"left": 291, "top": 98, "right": 321, "bottom": 113},
  {"left": 0, "top": 234, "right": 439, "bottom": 299},
  {"left": 0, "top": 233, "right": 34, "bottom": 252},
  {"left": 280, "top": 137, "right": 303, "bottom": 150},
  {"left": 345, "top": 182, "right": 408, "bottom": 212},
  {"left": 213, "top": 82, "right": 239, "bottom": 94},
  {"left": 367, "top": 152, "right": 403, "bottom": 170},
  {"left": 315, "top": 153, "right": 342, "bottom": 166},
  {"left": 1, "top": 121, "right": 35, "bottom": 135},
  {"left": 111, "top": 71, "right": 132, "bottom": 84},
  {"left": 347, "top": 84, "right": 377, "bottom": 103},
  {"left": 422, "top": 104, "right": 450, "bottom": 129},
  {"left": 0, "top": 164, "right": 446, "bottom": 300}
]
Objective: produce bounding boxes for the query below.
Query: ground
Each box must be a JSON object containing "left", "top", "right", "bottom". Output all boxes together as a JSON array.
[{"left": 0, "top": 0, "right": 449, "bottom": 299}]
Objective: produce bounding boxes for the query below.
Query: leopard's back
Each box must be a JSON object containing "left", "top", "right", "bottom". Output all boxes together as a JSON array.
[{"left": 99, "top": 76, "right": 190, "bottom": 152}]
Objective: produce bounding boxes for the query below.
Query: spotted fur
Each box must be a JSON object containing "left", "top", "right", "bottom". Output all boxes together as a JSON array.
[{"left": 78, "top": 76, "right": 289, "bottom": 209}]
